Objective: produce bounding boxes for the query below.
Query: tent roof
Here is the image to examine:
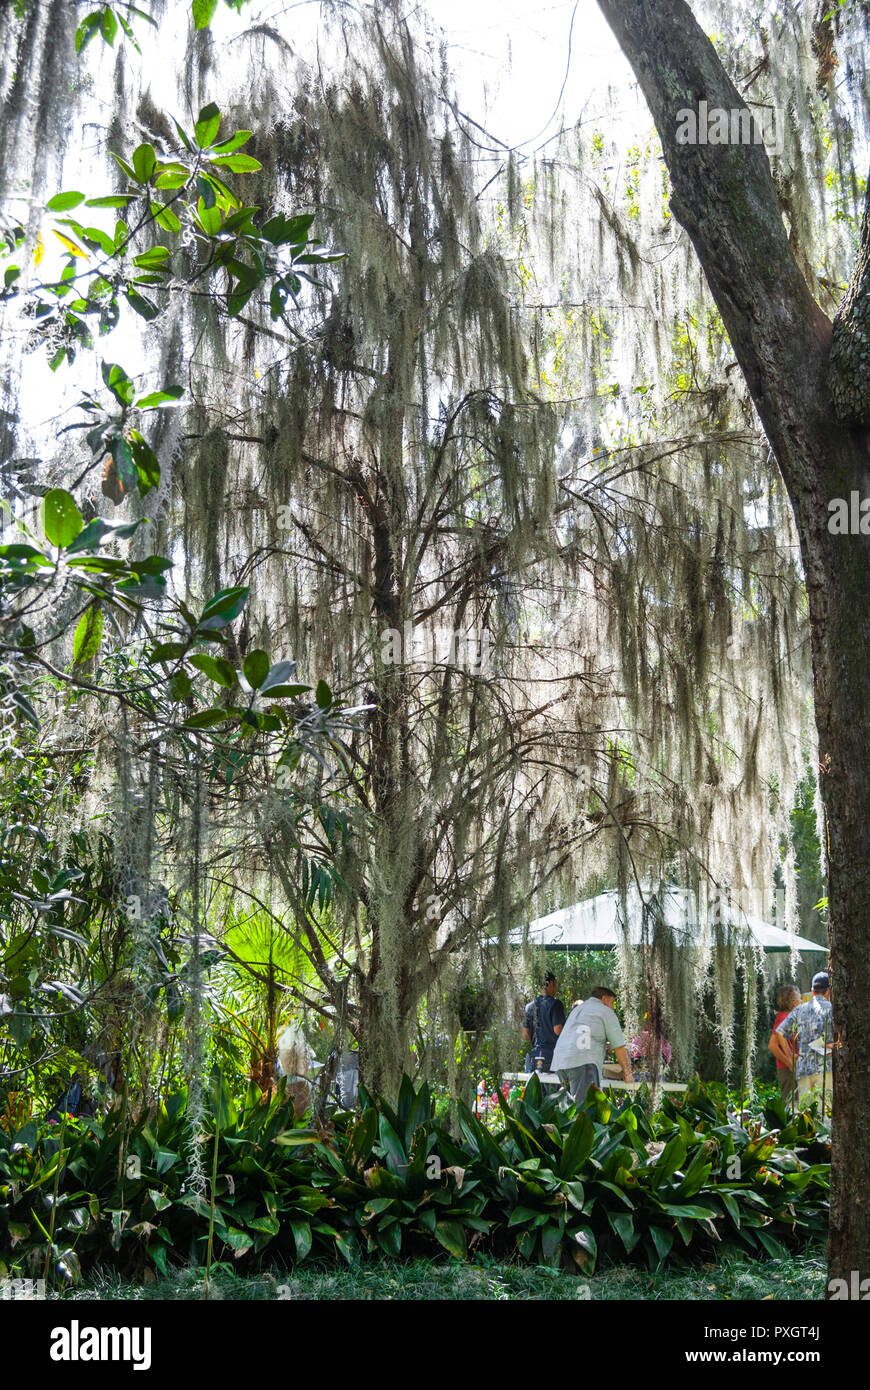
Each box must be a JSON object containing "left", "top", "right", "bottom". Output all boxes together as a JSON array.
[{"left": 507, "top": 887, "right": 826, "bottom": 955}]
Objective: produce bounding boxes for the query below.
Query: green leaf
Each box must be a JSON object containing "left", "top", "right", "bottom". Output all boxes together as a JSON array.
[
  {"left": 649, "top": 1224, "right": 674, "bottom": 1266},
  {"left": 100, "top": 6, "right": 118, "bottom": 45},
  {"left": 110, "top": 153, "right": 138, "bottom": 182},
  {"left": 0, "top": 542, "right": 52, "bottom": 568},
  {"left": 261, "top": 212, "right": 315, "bottom": 246},
  {"left": 101, "top": 359, "right": 135, "bottom": 406},
  {"left": 47, "top": 191, "right": 86, "bottom": 212},
  {"left": 85, "top": 194, "right": 137, "bottom": 209},
  {"left": 174, "top": 120, "right": 194, "bottom": 153},
  {"left": 288, "top": 1219, "right": 312, "bottom": 1260},
  {"left": 198, "top": 585, "right": 250, "bottom": 627},
  {"left": 720, "top": 1191, "right": 741, "bottom": 1228},
  {"left": 192, "top": 0, "right": 219, "bottom": 29},
  {"left": 109, "top": 436, "right": 137, "bottom": 491},
  {"left": 134, "top": 386, "right": 184, "bottom": 409},
  {"left": 72, "top": 605, "right": 103, "bottom": 664},
  {"left": 377, "top": 1114, "right": 407, "bottom": 1176},
  {"left": 210, "top": 130, "right": 253, "bottom": 155},
  {"left": 133, "top": 555, "right": 172, "bottom": 578},
  {"left": 209, "top": 1064, "right": 236, "bottom": 1128},
  {"left": 66, "top": 516, "right": 143, "bottom": 553},
  {"left": 149, "top": 641, "right": 189, "bottom": 662},
  {"left": 131, "top": 143, "right": 157, "bottom": 184},
  {"left": 75, "top": 13, "right": 101, "bottom": 53},
  {"left": 606, "top": 1209, "right": 639, "bottom": 1254},
  {"left": 167, "top": 671, "right": 192, "bottom": 701},
  {"left": 43, "top": 489, "right": 83, "bottom": 547},
  {"left": 434, "top": 1221, "right": 467, "bottom": 1260},
  {"left": 151, "top": 201, "right": 182, "bottom": 234},
  {"left": 81, "top": 224, "right": 116, "bottom": 256},
  {"left": 189, "top": 653, "right": 237, "bottom": 688},
  {"left": 222, "top": 1227, "right": 253, "bottom": 1258},
  {"left": 658, "top": 1202, "right": 720, "bottom": 1220},
  {"left": 571, "top": 1226, "right": 597, "bottom": 1272},
  {"left": 209, "top": 153, "right": 262, "bottom": 173},
  {"left": 259, "top": 661, "right": 299, "bottom": 694},
  {"left": 755, "top": 1228, "right": 787, "bottom": 1259},
  {"left": 128, "top": 431, "right": 161, "bottom": 496},
  {"left": 182, "top": 709, "right": 234, "bottom": 729},
  {"left": 315, "top": 679, "right": 331, "bottom": 710},
  {"left": 651, "top": 1132, "right": 687, "bottom": 1187},
  {"left": 154, "top": 170, "right": 189, "bottom": 191},
  {"left": 195, "top": 103, "right": 222, "bottom": 148},
  {"left": 196, "top": 201, "right": 222, "bottom": 236},
  {"left": 242, "top": 649, "right": 270, "bottom": 689},
  {"left": 132, "top": 245, "right": 171, "bottom": 271},
  {"left": 345, "top": 1108, "right": 378, "bottom": 1172},
  {"left": 125, "top": 289, "right": 160, "bottom": 321},
  {"left": 559, "top": 1109, "right": 595, "bottom": 1178},
  {"left": 227, "top": 287, "right": 254, "bottom": 317}
]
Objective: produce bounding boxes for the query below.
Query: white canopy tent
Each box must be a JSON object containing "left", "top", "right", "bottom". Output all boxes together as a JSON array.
[{"left": 508, "top": 886, "right": 827, "bottom": 955}]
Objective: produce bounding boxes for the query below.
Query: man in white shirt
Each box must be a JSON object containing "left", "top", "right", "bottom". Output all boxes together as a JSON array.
[{"left": 551, "top": 986, "right": 634, "bottom": 1102}]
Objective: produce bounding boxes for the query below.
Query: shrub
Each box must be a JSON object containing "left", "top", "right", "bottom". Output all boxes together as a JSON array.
[{"left": 0, "top": 1072, "right": 829, "bottom": 1287}]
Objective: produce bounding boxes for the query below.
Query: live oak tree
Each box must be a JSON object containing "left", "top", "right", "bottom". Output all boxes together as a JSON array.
[{"left": 597, "top": 0, "right": 870, "bottom": 1290}]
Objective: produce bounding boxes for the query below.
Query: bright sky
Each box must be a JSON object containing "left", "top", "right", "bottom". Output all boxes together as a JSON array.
[
  {"left": 7, "top": 0, "right": 640, "bottom": 454},
  {"left": 419, "top": 0, "right": 628, "bottom": 148}
]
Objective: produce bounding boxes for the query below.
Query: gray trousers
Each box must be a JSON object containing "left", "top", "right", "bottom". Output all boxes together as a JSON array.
[{"left": 560, "top": 1063, "right": 601, "bottom": 1103}]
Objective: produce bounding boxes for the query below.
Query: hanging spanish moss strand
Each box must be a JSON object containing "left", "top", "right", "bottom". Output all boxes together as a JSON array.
[{"left": 182, "top": 757, "right": 208, "bottom": 1199}]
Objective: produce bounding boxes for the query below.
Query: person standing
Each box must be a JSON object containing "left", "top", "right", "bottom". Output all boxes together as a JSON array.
[
  {"left": 552, "top": 985, "right": 634, "bottom": 1103},
  {"left": 522, "top": 971, "right": 566, "bottom": 1072},
  {"left": 770, "top": 972, "right": 834, "bottom": 1108},
  {"left": 768, "top": 984, "right": 801, "bottom": 1102}
]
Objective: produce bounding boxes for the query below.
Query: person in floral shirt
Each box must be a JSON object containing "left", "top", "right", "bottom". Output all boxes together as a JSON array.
[{"left": 771, "top": 972, "right": 834, "bottom": 1104}]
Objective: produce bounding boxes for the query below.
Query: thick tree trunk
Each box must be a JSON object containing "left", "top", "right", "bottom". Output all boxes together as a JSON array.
[{"left": 597, "top": 0, "right": 870, "bottom": 1287}]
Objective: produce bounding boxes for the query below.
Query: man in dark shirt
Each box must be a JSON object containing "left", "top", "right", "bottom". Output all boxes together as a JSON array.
[{"left": 522, "top": 972, "right": 566, "bottom": 1072}]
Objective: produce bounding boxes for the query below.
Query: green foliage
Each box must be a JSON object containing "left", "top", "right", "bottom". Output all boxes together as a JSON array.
[
  {"left": 192, "top": 0, "right": 252, "bottom": 31},
  {"left": 0, "top": 1074, "right": 829, "bottom": 1288},
  {"left": 9, "top": 89, "right": 339, "bottom": 373},
  {"left": 75, "top": 6, "right": 157, "bottom": 57}
]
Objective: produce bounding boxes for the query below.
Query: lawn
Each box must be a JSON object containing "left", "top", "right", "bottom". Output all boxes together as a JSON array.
[{"left": 62, "top": 1249, "right": 827, "bottom": 1301}]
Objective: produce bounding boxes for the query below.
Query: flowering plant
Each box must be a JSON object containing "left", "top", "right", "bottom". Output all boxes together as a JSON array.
[{"left": 628, "top": 1030, "right": 672, "bottom": 1065}]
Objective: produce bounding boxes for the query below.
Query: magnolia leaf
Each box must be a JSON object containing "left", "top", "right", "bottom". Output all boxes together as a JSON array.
[
  {"left": 189, "top": 653, "right": 237, "bottom": 688},
  {"left": 192, "top": 0, "right": 219, "bottom": 29},
  {"left": 194, "top": 102, "right": 222, "bottom": 149},
  {"left": 43, "top": 489, "right": 83, "bottom": 548},
  {"left": 47, "top": 192, "right": 86, "bottom": 212},
  {"left": 242, "top": 649, "right": 269, "bottom": 689},
  {"left": 72, "top": 605, "right": 103, "bottom": 665}
]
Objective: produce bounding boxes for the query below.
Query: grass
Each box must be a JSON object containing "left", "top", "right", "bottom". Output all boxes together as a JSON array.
[{"left": 60, "top": 1249, "right": 827, "bottom": 1301}]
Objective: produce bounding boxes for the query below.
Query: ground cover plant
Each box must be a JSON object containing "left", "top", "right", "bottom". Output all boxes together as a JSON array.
[
  {"left": 0, "top": 1074, "right": 829, "bottom": 1290},
  {"left": 63, "top": 1252, "right": 828, "bottom": 1302}
]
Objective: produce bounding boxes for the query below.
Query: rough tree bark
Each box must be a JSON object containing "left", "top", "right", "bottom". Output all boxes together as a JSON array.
[{"left": 596, "top": 0, "right": 870, "bottom": 1289}]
